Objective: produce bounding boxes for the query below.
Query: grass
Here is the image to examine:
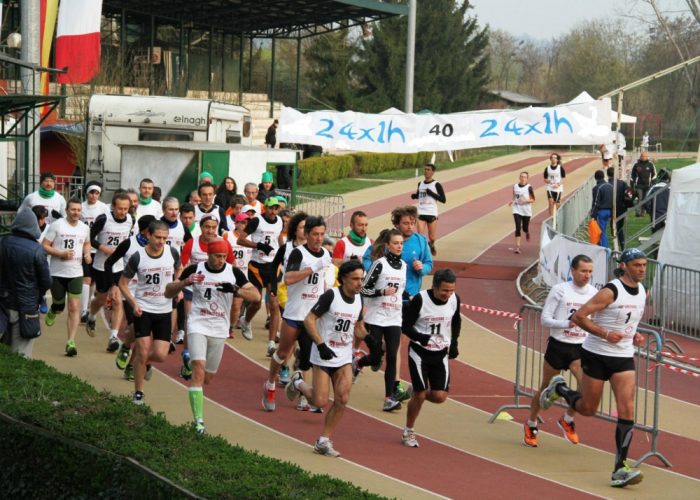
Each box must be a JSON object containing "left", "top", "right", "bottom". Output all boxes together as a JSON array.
[
  {"left": 301, "top": 146, "right": 524, "bottom": 194},
  {"left": 0, "top": 345, "right": 384, "bottom": 499}
]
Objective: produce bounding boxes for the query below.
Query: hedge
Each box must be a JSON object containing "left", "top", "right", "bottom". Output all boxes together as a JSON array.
[{"left": 0, "top": 346, "right": 382, "bottom": 499}]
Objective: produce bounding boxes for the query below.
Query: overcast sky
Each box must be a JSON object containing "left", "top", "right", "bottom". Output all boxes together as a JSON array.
[{"left": 469, "top": 0, "right": 693, "bottom": 40}]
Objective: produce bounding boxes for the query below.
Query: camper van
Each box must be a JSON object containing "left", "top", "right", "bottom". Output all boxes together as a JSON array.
[{"left": 85, "top": 94, "right": 253, "bottom": 196}]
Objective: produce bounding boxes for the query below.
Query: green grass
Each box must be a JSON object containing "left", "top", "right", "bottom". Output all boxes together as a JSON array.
[
  {"left": 655, "top": 157, "right": 696, "bottom": 172},
  {"left": 0, "top": 345, "right": 383, "bottom": 499},
  {"left": 301, "top": 146, "right": 523, "bottom": 194}
]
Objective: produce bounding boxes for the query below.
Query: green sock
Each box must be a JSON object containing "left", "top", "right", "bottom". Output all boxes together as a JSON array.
[{"left": 188, "top": 387, "right": 204, "bottom": 421}]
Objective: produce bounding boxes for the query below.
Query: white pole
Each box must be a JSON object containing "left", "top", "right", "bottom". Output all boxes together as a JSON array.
[
  {"left": 404, "top": 0, "right": 416, "bottom": 113},
  {"left": 20, "top": 0, "right": 41, "bottom": 191}
]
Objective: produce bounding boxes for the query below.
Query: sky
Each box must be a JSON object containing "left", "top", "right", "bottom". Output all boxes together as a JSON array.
[{"left": 469, "top": 0, "right": 693, "bottom": 40}]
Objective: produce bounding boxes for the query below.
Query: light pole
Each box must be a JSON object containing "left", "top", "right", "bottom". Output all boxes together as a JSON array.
[{"left": 404, "top": 0, "right": 416, "bottom": 113}]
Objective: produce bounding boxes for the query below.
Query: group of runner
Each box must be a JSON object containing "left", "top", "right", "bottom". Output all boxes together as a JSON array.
[{"left": 23, "top": 155, "right": 650, "bottom": 488}]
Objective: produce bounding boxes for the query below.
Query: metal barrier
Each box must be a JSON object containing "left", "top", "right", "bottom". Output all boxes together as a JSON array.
[
  {"left": 489, "top": 304, "right": 671, "bottom": 467},
  {"left": 660, "top": 264, "right": 700, "bottom": 341},
  {"left": 276, "top": 188, "right": 345, "bottom": 238},
  {"left": 552, "top": 175, "right": 596, "bottom": 237}
]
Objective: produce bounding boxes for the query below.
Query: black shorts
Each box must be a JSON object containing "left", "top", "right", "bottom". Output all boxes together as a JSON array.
[
  {"left": 544, "top": 337, "right": 583, "bottom": 371},
  {"left": 92, "top": 268, "right": 121, "bottom": 294},
  {"left": 82, "top": 255, "right": 94, "bottom": 279},
  {"left": 316, "top": 363, "right": 349, "bottom": 377},
  {"left": 134, "top": 311, "right": 172, "bottom": 341},
  {"left": 418, "top": 214, "right": 437, "bottom": 223},
  {"left": 546, "top": 190, "right": 562, "bottom": 203},
  {"left": 248, "top": 261, "right": 278, "bottom": 293},
  {"left": 407, "top": 343, "right": 450, "bottom": 393},
  {"left": 581, "top": 348, "right": 635, "bottom": 381}
]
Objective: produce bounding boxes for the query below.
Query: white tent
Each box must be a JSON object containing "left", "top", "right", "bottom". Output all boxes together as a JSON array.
[
  {"left": 569, "top": 91, "right": 637, "bottom": 124},
  {"left": 655, "top": 163, "right": 700, "bottom": 330}
]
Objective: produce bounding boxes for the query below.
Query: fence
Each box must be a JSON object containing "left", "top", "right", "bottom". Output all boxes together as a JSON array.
[
  {"left": 552, "top": 175, "right": 596, "bottom": 238},
  {"left": 489, "top": 304, "right": 671, "bottom": 467},
  {"left": 276, "top": 188, "right": 345, "bottom": 238}
]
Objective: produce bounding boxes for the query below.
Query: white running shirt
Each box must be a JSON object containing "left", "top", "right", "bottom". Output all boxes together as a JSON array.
[
  {"left": 123, "top": 246, "right": 180, "bottom": 314},
  {"left": 44, "top": 218, "right": 90, "bottom": 278},
  {"left": 541, "top": 281, "right": 598, "bottom": 344},
  {"left": 309, "top": 288, "right": 363, "bottom": 368}
]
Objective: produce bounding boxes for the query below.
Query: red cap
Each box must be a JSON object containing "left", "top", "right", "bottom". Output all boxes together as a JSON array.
[
  {"left": 207, "top": 238, "right": 229, "bottom": 255},
  {"left": 234, "top": 213, "right": 249, "bottom": 222}
]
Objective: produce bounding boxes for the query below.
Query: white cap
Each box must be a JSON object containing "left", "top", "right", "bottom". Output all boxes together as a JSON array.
[
  {"left": 87, "top": 184, "right": 102, "bottom": 193},
  {"left": 242, "top": 204, "right": 257, "bottom": 214}
]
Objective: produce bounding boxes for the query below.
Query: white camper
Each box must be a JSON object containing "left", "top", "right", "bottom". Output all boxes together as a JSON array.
[{"left": 85, "top": 94, "right": 252, "bottom": 195}]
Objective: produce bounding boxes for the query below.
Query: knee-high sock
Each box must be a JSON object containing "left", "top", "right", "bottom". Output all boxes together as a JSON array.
[
  {"left": 81, "top": 284, "right": 91, "bottom": 313},
  {"left": 189, "top": 387, "right": 204, "bottom": 422},
  {"left": 615, "top": 418, "right": 635, "bottom": 470},
  {"left": 556, "top": 382, "right": 582, "bottom": 410}
]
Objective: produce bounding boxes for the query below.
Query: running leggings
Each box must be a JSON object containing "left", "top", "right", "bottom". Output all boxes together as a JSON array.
[
  {"left": 513, "top": 214, "right": 531, "bottom": 237},
  {"left": 360, "top": 324, "right": 401, "bottom": 397}
]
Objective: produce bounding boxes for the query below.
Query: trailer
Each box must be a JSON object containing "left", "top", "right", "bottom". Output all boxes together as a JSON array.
[{"left": 85, "top": 94, "right": 253, "bottom": 197}]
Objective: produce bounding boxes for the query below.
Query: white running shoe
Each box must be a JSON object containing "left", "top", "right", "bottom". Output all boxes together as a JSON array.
[
  {"left": 314, "top": 439, "right": 340, "bottom": 457},
  {"left": 285, "top": 370, "right": 303, "bottom": 401},
  {"left": 175, "top": 330, "right": 185, "bottom": 344},
  {"left": 262, "top": 381, "right": 276, "bottom": 412},
  {"left": 240, "top": 318, "right": 253, "bottom": 340},
  {"left": 296, "top": 395, "right": 310, "bottom": 411},
  {"left": 539, "top": 375, "right": 566, "bottom": 410},
  {"left": 402, "top": 429, "right": 419, "bottom": 448}
]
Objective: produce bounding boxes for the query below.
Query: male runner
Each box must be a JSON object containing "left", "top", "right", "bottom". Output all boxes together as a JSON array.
[
  {"left": 135, "top": 178, "right": 163, "bottom": 219},
  {"left": 194, "top": 182, "right": 227, "bottom": 232},
  {"left": 332, "top": 210, "right": 371, "bottom": 266},
  {"left": 411, "top": 163, "right": 446, "bottom": 256},
  {"left": 80, "top": 181, "right": 108, "bottom": 321}
]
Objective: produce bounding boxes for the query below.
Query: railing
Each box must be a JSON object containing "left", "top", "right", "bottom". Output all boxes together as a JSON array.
[
  {"left": 489, "top": 304, "right": 671, "bottom": 467},
  {"left": 276, "top": 188, "right": 345, "bottom": 238},
  {"left": 552, "top": 175, "right": 596, "bottom": 237}
]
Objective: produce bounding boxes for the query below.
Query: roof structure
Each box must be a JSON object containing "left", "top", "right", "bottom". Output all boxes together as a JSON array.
[
  {"left": 488, "top": 90, "right": 547, "bottom": 106},
  {"left": 102, "top": 0, "right": 408, "bottom": 38}
]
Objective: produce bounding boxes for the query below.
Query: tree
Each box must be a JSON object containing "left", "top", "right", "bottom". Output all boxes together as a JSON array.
[
  {"left": 302, "top": 29, "right": 357, "bottom": 110},
  {"left": 352, "top": 0, "right": 489, "bottom": 113}
]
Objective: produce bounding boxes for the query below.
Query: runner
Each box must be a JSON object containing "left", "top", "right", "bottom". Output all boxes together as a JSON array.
[
  {"left": 119, "top": 220, "right": 181, "bottom": 405},
  {"left": 523, "top": 254, "right": 597, "bottom": 447},
  {"left": 356, "top": 229, "right": 406, "bottom": 411},
  {"left": 86, "top": 192, "right": 134, "bottom": 352},
  {"left": 42, "top": 198, "right": 91, "bottom": 356},
  {"left": 80, "top": 181, "right": 108, "bottom": 322},
  {"left": 263, "top": 215, "right": 330, "bottom": 412},
  {"left": 543, "top": 154, "right": 565, "bottom": 217},
  {"left": 105, "top": 215, "right": 156, "bottom": 381},
  {"left": 165, "top": 238, "right": 259, "bottom": 433},
  {"left": 411, "top": 163, "right": 446, "bottom": 256},
  {"left": 401, "top": 268, "right": 461, "bottom": 448},
  {"left": 135, "top": 178, "right": 163, "bottom": 219},
  {"left": 223, "top": 212, "right": 254, "bottom": 337},
  {"left": 242, "top": 182, "right": 263, "bottom": 215},
  {"left": 236, "top": 197, "right": 283, "bottom": 349},
  {"left": 332, "top": 210, "right": 372, "bottom": 266},
  {"left": 194, "top": 182, "right": 227, "bottom": 232},
  {"left": 161, "top": 196, "right": 191, "bottom": 345},
  {"left": 284, "top": 260, "right": 367, "bottom": 457},
  {"left": 20, "top": 171, "right": 66, "bottom": 225},
  {"left": 540, "top": 248, "right": 648, "bottom": 488},
  {"left": 180, "top": 202, "right": 199, "bottom": 239},
  {"left": 508, "top": 171, "right": 535, "bottom": 254}
]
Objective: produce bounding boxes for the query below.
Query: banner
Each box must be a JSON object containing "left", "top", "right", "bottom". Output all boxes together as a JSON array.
[
  {"left": 40, "top": 0, "right": 59, "bottom": 117},
  {"left": 538, "top": 224, "right": 609, "bottom": 291},
  {"left": 278, "top": 99, "right": 613, "bottom": 153}
]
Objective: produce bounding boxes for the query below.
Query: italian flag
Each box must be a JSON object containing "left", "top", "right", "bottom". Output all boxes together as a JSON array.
[{"left": 55, "top": 0, "right": 103, "bottom": 84}]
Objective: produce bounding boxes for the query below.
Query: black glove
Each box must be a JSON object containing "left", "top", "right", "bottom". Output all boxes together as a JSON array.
[
  {"left": 51, "top": 209, "right": 63, "bottom": 220},
  {"left": 416, "top": 333, "right": 432, "bottom": 346},
  {"left": 216, "top": 282, "right": 239, "bottom": 294},
  {"left": 317, "top": 342, "right": 337, "bottom": 360},
  {"left": 448, "top": 340, "right": 459, "bottom": 359},
  {"left": 410, "top": 192, "right": 418, "bottom": 200},
  {"left": 256, "top": 242, "right": 274, "bottom": 255}
]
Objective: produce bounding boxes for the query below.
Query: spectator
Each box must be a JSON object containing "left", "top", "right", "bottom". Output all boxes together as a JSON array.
[
  {"left": 591, "top": 169, "right": 613, "bottom": 248},
  {"left": 276, "top": 164, "right": 293, "bottom": 190},
  {"left": 199, "top": 171, "right": 214, "bottom": 186},
  {"left": 20, "top": 171, "right": 66, "bottom": 225},
  {"left": 0, "top": 209, "right": 52, "bottom": 358},
  {"left": 265, "top": 119, "right": 278, "bottom": 148},
  {"left": 216, "top": 176, "right": 238, "bottom": 213},
  {"left": 607, "top": 166, "right": 629, "bottom": 249},
  {"left": 644, "top": 169, "right": 670, "bottom": 234},
  {"left": 631, "top": 151, "right": 657, "bottom": 216},
  {"left": 257, "top": 172, "right": 277, "bottom": 203}
]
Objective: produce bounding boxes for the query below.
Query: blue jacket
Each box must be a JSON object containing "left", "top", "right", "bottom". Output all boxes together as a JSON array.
[
  {"left": 363, "top": 231, "right": 433, "bottom": 297},
  {"left": 0, "top": 209, "right": 52, "bottom": 312}
]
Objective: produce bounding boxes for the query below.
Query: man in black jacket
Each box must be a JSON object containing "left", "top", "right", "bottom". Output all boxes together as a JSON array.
[
  {"left": 591, "top": 169, "right": 613, "bottom": 248},
  {"left": 607, "top": 166, "right": 629, "bottom": 249},
  {"left": 644, "top": 169, "right": 670, "bottom": 233},
  {"left": 631, "top": 151, "right": 656, "bottom": 216},
  {"left": 0, "top": 209, "right": 52, "bottom": 357}
]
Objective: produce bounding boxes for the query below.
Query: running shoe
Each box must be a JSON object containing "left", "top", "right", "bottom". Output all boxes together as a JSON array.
[
  {"left": 514, "top": 247, "right": 522, "bottom": 254},
  {"left": 107, "top": 336, "right": 120, "bottom": 353},
  {"left": 352, "top": 349, "right": 367, "bottom": 383},
  {"left": 39, "top": 299, "right": 48, "bottom": 314},
  {"left": 80, "top": 312, "right": 89, "bottom": 324},
  {"left": 85, "top": 319, "right": 97, "bottom": 338},
  {"left": 610, "top": 461, "right": 643, "bottom": 488},
  {"left": 168, "top": 341, "right": 176, "bottom": 354},
  {"left": 65, "top": 340, "right": 77, "bottom": 357},
  {"left": 195, "top": 419, "right": 206, "bottom": 435},
  {"left": 371, "top": 352, "right": 384, "bottom": 372},
  {"left": 45, "top": 310, "right": 57, "bottom": 327},
  {"left": 539, "top": 375, "right": 565, "bottom": 410},
  {"left": 402, "top": 429, "right": 419, "bottom": 448},
  {"left": 115, "top": 344, "right": 130, "bottom": 370},
  {"left": 144, "top": 364, "right": 153, "bottom": 381},
  {"left": 313, "top": 439, "right": 340, "bottom": 457},
  {"left": 309, "top": 405, "right": 323, "bottom": 414},
  {"left": 523, "top": 423, "right": 538, "bottom": 447},
  {"left": 132, "top": 391, "right": 145, "bottom": 405},
  {"left": 383, "top": 398, "right": 402, "bottom": 412},
  {"left": 124, "top": 364, "right": 135, "bottom": 381},
  {"left": 180, "top": 364, "right": 192, "bottom": 380},
  {"left": 240, "top": 318, "right": 253, "bottom": 340},
  {"left": 279, "top": 365, "right": 290, "bottom": 385},
  {"left": 175, "top": 330, "right": 185, "bottom": 344},
  {"left": 262, "top": 382, "right": 276, "bottom": 411},
  {"left": 181, "top": 351, "right": 193, "bottom": 380},
  {"left": 266, "top": 340, "right": 276, "bottom": 357},
  {"left": 285, "top": 370, "right": 302, "bottom": 402},
  {"left": 557, "top": 416, "right": 580, "bottom": 445},
  {"left": 393, "top": 383, "right": 412, "bottom": 402},
  {"left": 296, "top": 395, "right": 311, "bottom": 411}
]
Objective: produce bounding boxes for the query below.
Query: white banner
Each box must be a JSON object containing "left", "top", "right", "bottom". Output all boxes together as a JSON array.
[
  {"left": 278, "top": 99, "right": 613, "bottom": 153},
  {"left": 538, "top": 224, "right": 609, "bottom": 291}
]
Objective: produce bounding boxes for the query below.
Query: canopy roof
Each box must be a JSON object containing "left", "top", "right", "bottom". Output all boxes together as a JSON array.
[
  {"left": 103, "top": 0, "right": 408, "bottom": 38},
  {"left": 569, "top": 91, "right": 637, "bottom": 124}
]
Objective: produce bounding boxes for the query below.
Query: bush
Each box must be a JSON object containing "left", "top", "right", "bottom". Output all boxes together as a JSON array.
[
  {"left": 352, "top": 152, "right": 431, "bottom": 175},
  {"left": 0, "top": 345, "right": 382, "bottom": 499},
  {"left": 297, "top": 155, "right": 355, "bottom": 186}
]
